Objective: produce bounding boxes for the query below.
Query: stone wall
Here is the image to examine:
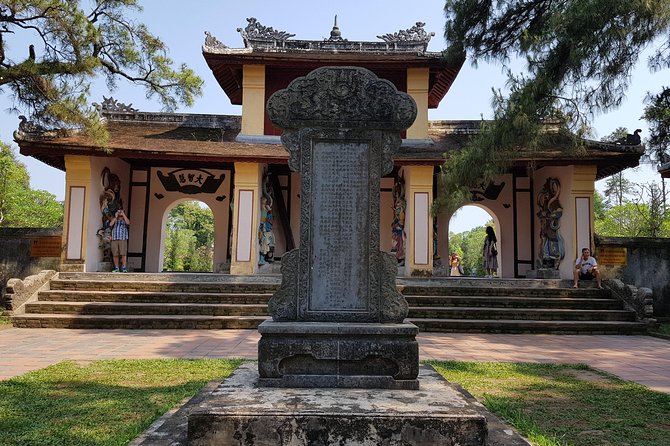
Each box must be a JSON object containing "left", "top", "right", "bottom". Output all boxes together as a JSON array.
[
  {"left": 595, "top": 236, "right": 670, "bottom": 318},
  {"left": 0, "top": 228, "right": 61, "bottom": 305}
]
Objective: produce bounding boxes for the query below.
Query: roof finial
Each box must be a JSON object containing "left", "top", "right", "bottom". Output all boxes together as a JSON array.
[{"left": 329, "top": 14, "right": 344, "bottom": 41}]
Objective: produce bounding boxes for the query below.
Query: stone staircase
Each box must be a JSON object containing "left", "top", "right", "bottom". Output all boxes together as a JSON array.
[
  {"left": 12, "top": 273, "right": 279, "bottom": 329},
  {"left": 400, "top": 277, "right": 647, "bottom": 334},
  {"left": 11, "top": 273, "right": 648, "bottom": 334}
]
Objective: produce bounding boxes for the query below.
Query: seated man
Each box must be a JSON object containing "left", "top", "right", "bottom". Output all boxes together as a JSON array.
[{"left": 573, "top": 247, "right": 603, "bottom": 289}]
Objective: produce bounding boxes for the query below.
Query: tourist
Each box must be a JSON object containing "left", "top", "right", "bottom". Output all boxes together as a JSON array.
[
  {"left": 450, "top": 252, "right": 462, "bottom": 276},
  {"left": 110, "top": 208, "right": 130, "bottom": 272},
  {"left": 483, "top": 226, "right": 498, "bottom": 277},
  {"left": 573, "top": 247, "right": 603, "bottom": 289}
]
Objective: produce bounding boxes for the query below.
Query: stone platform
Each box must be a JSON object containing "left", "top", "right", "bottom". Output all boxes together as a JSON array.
[
  {"left": 257, "top": 320, "right": 419, "bottom": 389},
  {"left": 130, "top": 362, "right": 531, "bottom": 446},
  {"left": 187, "top": 363, "right": 487, "bottom": 445}
]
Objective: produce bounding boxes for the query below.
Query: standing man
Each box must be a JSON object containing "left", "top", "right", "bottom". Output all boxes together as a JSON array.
[
  {"left": 110, "top": 208, "right": 130, "bottom": 272},
  {"left": 573, "top": 247, "right": 602, "bottom": 289}
]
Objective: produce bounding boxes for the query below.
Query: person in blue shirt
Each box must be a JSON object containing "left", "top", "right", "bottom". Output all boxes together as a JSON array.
[
  {"left": 110, "top": 208, "right": 130, "bottom": 272},
  {"left": 573, "top": 247, "right": 603, "bottom": 289}
]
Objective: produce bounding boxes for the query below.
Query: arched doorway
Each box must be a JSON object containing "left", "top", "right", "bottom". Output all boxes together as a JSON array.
[
  {"left": 159, "top": 200, "right": 215, "bottom": 272},
  {"left": 442, "top": 205, "right": 500, "bottom": 277}
]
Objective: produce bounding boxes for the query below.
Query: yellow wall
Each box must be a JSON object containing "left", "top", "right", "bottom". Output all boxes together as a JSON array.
[
  {"left": 406, "top": 68, "right": 429, "bottom": 139},
  {"left": 230, "top": 162, "right": 262, "bottom": 275},
  {"left": 241, "top": 65, "right": 266, "bottom": 136},
  {"left": 571, "top": 164, "right": 597, "bottom": 260},
  {"left": 404, "top": 165, "right": 433, "bottom": 275},
  {"left": 63, "top": 156, "right": 92, "bottom": 269}
]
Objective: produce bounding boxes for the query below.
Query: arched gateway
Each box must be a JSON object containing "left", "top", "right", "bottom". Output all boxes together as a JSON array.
[{"left": 15, "top": 18, "right": 644, "bottom": 280}]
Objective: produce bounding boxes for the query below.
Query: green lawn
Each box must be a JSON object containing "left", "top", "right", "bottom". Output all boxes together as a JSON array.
[
  {"left": 0, "top": 359, "right": 241, "bottom": 446},
  {"left": 430, "top": 360, "right": 670, "bottom": 446},
  {"left": 0, "top": 312, "right": 12, "bottom": 329},
  {"left": 654, "top": 322, "right": 670, "bottom": 335},
  {"left": 2, "top": 359, "right": 669, "bottom": 446}
]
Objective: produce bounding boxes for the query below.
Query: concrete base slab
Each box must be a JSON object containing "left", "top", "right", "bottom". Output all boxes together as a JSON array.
[{"left": 187, "top": 363, "right": 487, "bottom": 445}]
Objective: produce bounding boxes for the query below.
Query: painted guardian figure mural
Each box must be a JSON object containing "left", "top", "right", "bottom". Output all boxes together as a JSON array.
[
  {"left": 97, "top": 168, "right": 123, "bottom": 262},
  {"left": 536, "top": 177, "right": 565, "bottom": 269},
  {"left": 258, "top": 171, "right": 276, "bottom": 265}
]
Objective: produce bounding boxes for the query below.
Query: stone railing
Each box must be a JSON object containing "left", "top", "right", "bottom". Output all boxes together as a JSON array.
[
  {"left": 605, "top": 279, "right": 655, "bottom": 325},
  {"left": 3, "top": 270, "right": 56, "bottom": 314}
]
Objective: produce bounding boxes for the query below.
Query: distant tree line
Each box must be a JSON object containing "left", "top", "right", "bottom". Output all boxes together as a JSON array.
[
  {"left": 163, "top": 202, "right": 214, "bottom": 272},
  {"left": 0, "top": 143, "right": 62, "bottom": 228}
]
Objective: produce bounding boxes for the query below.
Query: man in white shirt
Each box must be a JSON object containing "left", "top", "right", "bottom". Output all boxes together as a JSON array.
[{"left": 573, "top": 247, "right": 603, "bottom": 289}]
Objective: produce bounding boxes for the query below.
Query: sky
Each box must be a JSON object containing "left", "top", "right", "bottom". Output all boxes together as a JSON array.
[{"left": 1, "top": 0, "right": 667, "bottom": 234}]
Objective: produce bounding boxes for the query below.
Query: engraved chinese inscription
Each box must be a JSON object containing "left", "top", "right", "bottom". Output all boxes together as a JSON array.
[{"left": 309, "top": 141, "right": 370, "bottom": 312}]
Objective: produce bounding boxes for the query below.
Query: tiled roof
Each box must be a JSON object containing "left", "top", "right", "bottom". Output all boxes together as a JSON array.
[{"left": 16, "top": 112, "right": 643, "bottom": 179}]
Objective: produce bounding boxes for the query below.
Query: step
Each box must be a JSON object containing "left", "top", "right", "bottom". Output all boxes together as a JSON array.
[
  {"left": 403, "top": 295, "right": 623, "bottom": 310},
  {"left": 12, "top": 314, "right": 269, "bottom": 329},
  {"left": 57, "top": 272, "right": 282, "bottom": 284},
  {"left": 38, "top": 290, "right": 272, "bottom": 304},
  {"left": 49, "top": 279, "right": 280, "bottom": 294},
  {"left": 407, "top": 306, "right": 637, "bottom": 322},
  {"left": 24, "top": 301, "right": 269, "bottom": 317},
  {"left": 401, "top": 286, "right": 610, "bottom": 299},
  {"left": 408, "top": 318, "right": 648, "bottom": 334}
]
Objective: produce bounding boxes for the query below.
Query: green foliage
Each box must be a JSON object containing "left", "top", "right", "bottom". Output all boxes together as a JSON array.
[
  {"left": 643, "top": 87, "right": 670, "bottom": 166},
  {"left": 0, "top": 359, "right": 241, "bottom": 446},
  {"left": 603, "top": 172, "right": 634, "bottom": 207},
  {"left": 0, "top": 142, "right": 63, "bottom": 227},
  {"left": 448, "top": 220, "right": 490, "bottom": 276},
  {"left": 163, "top": 201, "right": 214, "bottom": 272},
  {"left": 439, "top": 1, "right": 670, "bottom": 212},
  {"left": 0, "top": 311, "right": 12, "bottom": 328},
  {"left": 593, "top": 190, "right": 607, "bottom": 222},
  {"left": 0, "top": 1, "right": 203, "bottom": 141},
  {"left": 595, "top": 182, "right": 670, "bottom": 237},
  {"left": 431, "top": 360, "right": 670, "bottom": 446}
]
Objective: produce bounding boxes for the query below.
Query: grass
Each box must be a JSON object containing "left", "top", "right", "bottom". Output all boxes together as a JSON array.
[
  {"left": 0, "top": 311, "right": 12, "bottom": 329},
  {"left": 0, "top": 359, "right": 242, "bottom": 446},
  {"left": 3, "top": 358, "right": 669, "bottom": 446},
  {"left": 430, "top": 360, "right": 670, "bottom": 446},
  {"left": 654, "top": 322, "right": 670, "bottom": 336}
]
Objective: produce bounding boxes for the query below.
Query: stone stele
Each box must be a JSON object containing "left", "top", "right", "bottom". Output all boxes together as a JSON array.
[{"left": 257, "top": 66, "right": 420, "bottom": 389}]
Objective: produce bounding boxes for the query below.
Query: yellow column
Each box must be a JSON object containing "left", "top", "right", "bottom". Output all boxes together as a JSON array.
[
  {"left": 404, "top": 165, "right": 434, "bottom": 276},
  {"left": 406, "top": 68, "right": 429, "bottom": 140},
  {"left": 571, "top": 165, "right": 597, "bottom": 260},
  {"left": 230, "top": 162, "right": 263, "bottom": 275},
  {"left": 241, "top": 64, "right": 266, "bottom": 136},
  {"left": 62, "top": 156, "right": 91, "bottom": 271}
]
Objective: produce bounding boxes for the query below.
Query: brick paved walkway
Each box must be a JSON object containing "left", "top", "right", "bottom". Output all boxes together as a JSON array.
[{"left": 1, "top": 328, "right": 668, "bottom": 393}]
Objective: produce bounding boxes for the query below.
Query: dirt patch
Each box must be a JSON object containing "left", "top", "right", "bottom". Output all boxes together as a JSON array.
[{"left": 561, "top": 368, "right": 613, "bottom": 385}]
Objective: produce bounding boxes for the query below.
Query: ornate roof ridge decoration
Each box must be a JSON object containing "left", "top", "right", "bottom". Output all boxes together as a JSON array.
[
  {"left": 230, "top": 17, "right": 433, "bottom": 53},
  {"left": 326, "top": 15, "right": 346, "bottom": 42},
  {"left": 100, "top": 110, "right": 241, "bottom": 129},
  {"left": 588, "top": 139, "right": 645, "bottom": 154},
  {"left": 13, "top": 115, "right": 75, "bottom": 141},
  {"left": 204, "top": 31, "right": 228, "bottom": 51},
  {"left": 93, "top": 96, "right": 138, "bottom": 113},
  {"left": 377, "top": 22, "right": 435, "bottom": 49},
  {"left": 238, "top": 17, "right": 296, "bottom": 48}
]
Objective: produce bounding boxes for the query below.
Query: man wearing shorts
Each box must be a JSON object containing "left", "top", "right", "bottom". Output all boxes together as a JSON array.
[
  {"left": 573, "top": 247, "right": 602, "bottom": 289},
  {"left": 110, "top": 208, "right": 130, "bottom": 272}
]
